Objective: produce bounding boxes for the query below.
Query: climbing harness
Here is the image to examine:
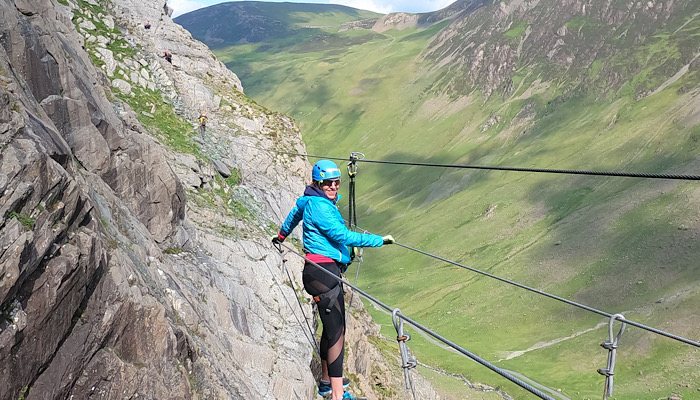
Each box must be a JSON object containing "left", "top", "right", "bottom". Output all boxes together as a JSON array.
[
  {"left": 598, "top": 314, "right": 626, "bottom": 400},
  {"left": 392, "top": 308, "right": 418, "bottom": 400},
  {"left": 312, "top": 283, "right": 343, "bottom": 314}
]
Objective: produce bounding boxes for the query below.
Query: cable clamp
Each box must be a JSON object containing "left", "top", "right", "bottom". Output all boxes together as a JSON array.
[
  {"left": 597, "top": 368, "right": 614, "bottom": 377},
  {"left": 600, "top": 340, "right": 617, "bottom": 350},
  {"left": 403, "top": 360, "right": 417, "bottom": 369},
  {"left": 397, "top": 334, "right": 411, "bottom": 342}
]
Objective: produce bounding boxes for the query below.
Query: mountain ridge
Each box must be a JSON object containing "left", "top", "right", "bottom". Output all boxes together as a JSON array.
[{"left": 175, "top": 1, "right": 383, "bottom": 48}]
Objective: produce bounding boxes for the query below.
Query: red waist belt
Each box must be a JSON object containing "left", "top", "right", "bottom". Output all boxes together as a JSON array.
[{"left": 305, "top": 253, "right": 335, "bottom": 264}]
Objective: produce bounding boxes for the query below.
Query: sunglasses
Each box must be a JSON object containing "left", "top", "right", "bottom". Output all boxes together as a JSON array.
[{"left": 321, "top": 179, "right": 341, "bottom": 187}]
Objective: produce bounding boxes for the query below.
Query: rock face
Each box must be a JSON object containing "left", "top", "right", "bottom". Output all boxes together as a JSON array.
[
  {"left": 0, "top": 0, "right": 308, "bottom": 398},
  {"left": 0, "top": 0, "right": 442, "bottom": 399}
]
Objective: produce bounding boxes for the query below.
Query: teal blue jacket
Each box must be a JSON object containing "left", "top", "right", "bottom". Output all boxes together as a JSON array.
[{"left": 280, "top": 185, "right": 383, "bottom": 263}]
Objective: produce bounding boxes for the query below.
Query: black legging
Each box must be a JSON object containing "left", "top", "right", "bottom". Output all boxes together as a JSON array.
[{"left": 303, "top": 261, "right": 345, "bottom": 378}]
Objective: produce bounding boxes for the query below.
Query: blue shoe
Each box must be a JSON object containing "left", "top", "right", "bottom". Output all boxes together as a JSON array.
[
  {"left": 342, "top": 391, "right": 366, "bottom": 400},
  {"left": 318, "top": 378, "right": 350, "bottom": 396},
  {"left": 318, "top": 384, "right": 331, "bottom": 397}
]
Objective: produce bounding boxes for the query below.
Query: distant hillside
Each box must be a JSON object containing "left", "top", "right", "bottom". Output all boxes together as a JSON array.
[
  {"left": 420, "top": 0, "right": 700, "bottom": 99},
  {"left": 180, "top": 1, "right": 700, "bottom": 399},
  {"left": 175, "top": 1, "right": 382, "bottom": 49}
]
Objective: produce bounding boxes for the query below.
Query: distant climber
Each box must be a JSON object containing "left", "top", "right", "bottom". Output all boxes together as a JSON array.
[
  {"left": 144, "top": 19, "right": 151, "bottom": 30},
  {"left": 198, "top": 111, "right": 208, "bottom": 138},
  {"left": 162, "top": 50, "right": 172, "bottom": 63}
]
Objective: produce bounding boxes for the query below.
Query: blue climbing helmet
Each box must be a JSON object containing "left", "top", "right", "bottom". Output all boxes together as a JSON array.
[{"left": 312, "top": 160, "right": 341, "bottom": 182}]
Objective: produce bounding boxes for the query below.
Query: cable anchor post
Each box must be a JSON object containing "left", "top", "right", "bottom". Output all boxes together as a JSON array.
[
  {"left": 598, "top": 313, "right": 626, "bottom": 400},
  {"left": 392, "top": 308, "right": 417, "bottom": 390}
]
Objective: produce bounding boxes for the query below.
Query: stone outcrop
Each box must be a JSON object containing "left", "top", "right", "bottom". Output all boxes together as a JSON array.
[
  {"left": 371, "top": 13, "right": 421, "bottom": 33},
  {"left": 0, "top": 0, "right": 444, "bottom": 399}
]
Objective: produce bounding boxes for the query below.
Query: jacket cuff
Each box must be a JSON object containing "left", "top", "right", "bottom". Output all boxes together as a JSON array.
[{"left": 277, "top": 232, "right": 287, "bottom": 240}]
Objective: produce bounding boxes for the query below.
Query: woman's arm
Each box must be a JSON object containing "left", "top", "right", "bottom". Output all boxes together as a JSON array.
[{"left": 310, "top": 200, "right": 383, "bottom": 247}]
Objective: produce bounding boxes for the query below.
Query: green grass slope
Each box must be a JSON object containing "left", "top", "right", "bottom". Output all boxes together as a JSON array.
[{"left": 185, "top": 1, "right": 700, "bottom": 398}]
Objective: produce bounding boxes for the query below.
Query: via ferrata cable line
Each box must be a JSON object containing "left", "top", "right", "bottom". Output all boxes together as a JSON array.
[
  {"left": 346, "top": 226, "right": 700, "bottom": 349},
  {"left": 255, "top": 148, "right": 700, "bottom": 181},
  {"left": 342, "top": 228, "right": 696, "bottom": 397},
  {"left": 254, "top": 144, "right": 698, "bottom": 396},
  {"left": 276, "top": 242, "right": 558, "bottom": 400},
  {"left": 256, "top": 145, "right": 700, "bottom": 343}
]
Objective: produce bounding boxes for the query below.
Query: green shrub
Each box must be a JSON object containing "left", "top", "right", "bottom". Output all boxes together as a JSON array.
[{"left": 8, "top": 212, "right": 35, "bottom": 229}]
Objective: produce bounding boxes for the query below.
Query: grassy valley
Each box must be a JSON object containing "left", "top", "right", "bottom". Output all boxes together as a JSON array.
[{"left": 178, "top": 2, "right": 700, "bottom": 399}]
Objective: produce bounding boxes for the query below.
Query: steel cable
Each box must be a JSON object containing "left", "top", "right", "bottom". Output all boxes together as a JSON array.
[
  {"left": 251, "top": 148, "right": 700, "bottom": 181},
  {"left": 252, "top": 143, "right": 699, "bottom": 392},
  {"left": 387, "top": 240, "right": 699, "bottom": 348}
]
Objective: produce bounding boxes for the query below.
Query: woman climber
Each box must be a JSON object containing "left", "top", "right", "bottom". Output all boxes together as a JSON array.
[{"left": 273, "top": 159, "right": 394, "bottom": 400}]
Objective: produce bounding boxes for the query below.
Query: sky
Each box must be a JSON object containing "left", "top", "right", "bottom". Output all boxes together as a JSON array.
[{"left": 169, "top": 0, "right": 456, "bottom": 18}]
